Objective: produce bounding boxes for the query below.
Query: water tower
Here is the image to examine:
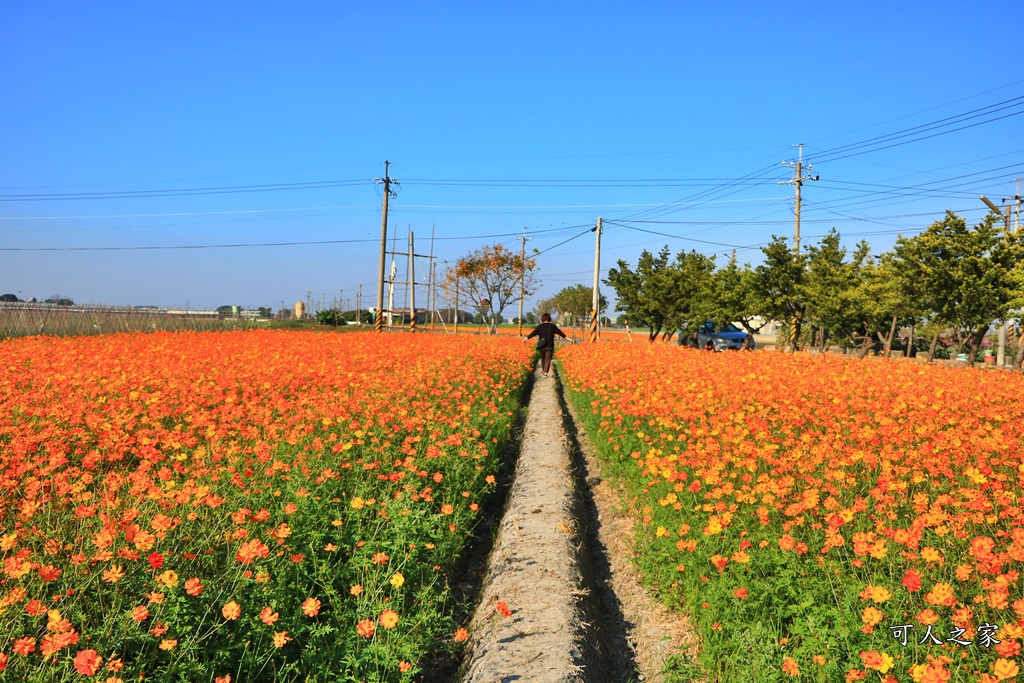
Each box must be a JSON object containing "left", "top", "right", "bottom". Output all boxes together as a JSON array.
[{"left": 294, "top": 300, "right": 305, "bottom": 320}]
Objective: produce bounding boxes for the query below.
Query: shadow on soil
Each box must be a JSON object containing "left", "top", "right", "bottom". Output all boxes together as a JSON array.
[
  {"left": 415, "top": 366, "right": 537, "bottom": 682},
  {"left": 553, "top": 367, "right": 642, "bottom": 683},
  {"left": 419, "top": 360, "right": 640, "bottom": 682}
]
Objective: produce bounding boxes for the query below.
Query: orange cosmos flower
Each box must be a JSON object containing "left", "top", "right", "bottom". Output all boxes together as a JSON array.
[
  {"left": 379, "top": 609, "right": 399, "bottom": 629},
  {"left": 861, "top": 606, "right": 883, "bottom": 626},
  {"left": 222, "top": 601, "right": 242, "bottom": 620},
  {"left": 371, "top": 552, "right": 389, "bottom": 565},
  {"left": 454, "top": 627, "right": 469, "bottom": 642},
  {"left": 158, "top": 639, "right": 177, "bottom": 651},
  {"left": 859, "top": 584, "right": 892, "bottom": 603},
  {"left": 102, "top": 565, "right": 125, "bottom": 584},
  {"left": 130, "top": 606, "right": 149, "bottom": 622},
  {"left": 916, "top": 609, "right": 940, "bottom": 625},
  {"left": 273, "top": 631, "right": 291, "bottom": 648},
  {"left": 992, "top": 658, "right": 1019, "bottom": 680},
  {"left": 441, "top": 504, "right": 454, "bottom": 515},
  {"left": 302, "top": 598, "right": 321, "bottom": 617},
  {"left": 781, "top": 657, "right": 799, "bottom": 676},
  {"left": 235, "top": 539, "right": 270, "bottom": 564},
  {"left": 74, "top": 649, "right": 103, "bottom": 676},
  {"left": 356, "top": 619, "right": 375, "bottom": 638},
  {"left": 496, "top": 601, "right": 512, "bottom": 617},
  {"left": 184, "top": 577, "right": 203, "bottom": 596},
  {"left": 919, "top": 662, "right": 951, "bottom": 683},
  {"left": 350, "top": 584, "right": 363, "bottom": 596},
  {"left": 924, "top": 582, "right": 956, "bottom": 607},
  {"left": 733, "top": 587, "right": 748, "bottom": 599},
  {"left": 13, "top": 637, "right": 36, "bottom": 655},
  {"left": 259, "top": 607, "right": 279, "bottom": 625}
]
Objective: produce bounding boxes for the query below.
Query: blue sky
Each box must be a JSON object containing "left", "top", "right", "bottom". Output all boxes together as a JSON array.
[{"left": 2, "top": 2, "right": 1022, "bottom": 315}]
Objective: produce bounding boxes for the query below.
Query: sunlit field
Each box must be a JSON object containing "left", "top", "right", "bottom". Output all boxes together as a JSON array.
[
  {"left": 560, "top": 344, "right": 1024, "bottom": 683},
  {"left": 0, "top": 330, "right": 531, "bottom": 682}
]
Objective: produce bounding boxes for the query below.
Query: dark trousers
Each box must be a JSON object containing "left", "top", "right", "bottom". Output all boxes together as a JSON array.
[{"left": 540, "top": 347, "right": 554, "bottom": 373}]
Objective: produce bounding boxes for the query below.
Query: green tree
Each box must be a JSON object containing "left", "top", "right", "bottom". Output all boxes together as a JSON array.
[
  {"left": 710, "top": 257, "right": 765, "bottom": 349},
  {"left": 895, "top": 211, "right": 1022, "bottom": 366},
  {"left": 754, "top": 237, "right": 806, "bottom": 352},
  {"left": 540, "top": 284, "right": 608, "bottom": 332},
  {"left": 670, "top": 249, "right": 717, "bottom": 339},
  {"left": 315, "top": 309, "right": 345, "bottom": 327},
  {"left": 605, "top": 247, "right": 677, "bottom": 341}
]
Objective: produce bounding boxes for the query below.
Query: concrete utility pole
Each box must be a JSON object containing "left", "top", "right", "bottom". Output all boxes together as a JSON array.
[
  {"left": 375, "top": 161, "right": 398, "bottom": 332},
  {"left": 590, "top": 218, "right": 602, "bottom": 342},
  {"left": 454, "top": 269, "right": 459, "bottom": 335},
  {"left": 981, "top": 194, "right": 1014, "bottom": 367},
  {"left": 780, "top": 144, "right": 819, "bottom": 255},
  {"left": 356, "top": 284, "right": 362, "bottom": 325},
  {"left": 518, "top": 230, "right": 527, "bottom": 337},
  {"left": 409, "top": 230, "right": 416, "bottom": 332}
]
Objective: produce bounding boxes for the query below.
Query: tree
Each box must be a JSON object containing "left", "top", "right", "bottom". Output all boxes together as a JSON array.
[
  {"left": 605, "top": 247, "right": 678, "bottom": 341},
  {"left": 753, "top": 237, "right": 806, "bottom": 352},
  {"left": 316, "top": 309, "right": 345, "bottom": 326},
  {"left": 538, "top": 284, "right": 608, "bottom": 333},
  {"left": 895, "top": 211, "right": 1022, "bottom": 366},
  {"left": 709, "top": 257, "right": 764, "bottom": 349},
  {"left": 441, "top": 243, "right": 537, "bottom": 333}
]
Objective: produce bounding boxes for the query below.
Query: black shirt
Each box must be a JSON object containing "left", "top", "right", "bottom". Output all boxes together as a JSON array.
[{"left": 526, "top": 322, "right": 567, "bottom": 349}]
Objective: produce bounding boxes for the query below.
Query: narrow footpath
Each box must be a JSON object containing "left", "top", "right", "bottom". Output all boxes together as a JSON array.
[{"left": 458, "top": 361, "right": 695, "bottom": 683}]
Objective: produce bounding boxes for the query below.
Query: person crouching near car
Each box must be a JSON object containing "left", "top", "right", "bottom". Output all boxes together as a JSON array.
[{"left": 523, "top": 313, "right": 567, "bottom": 377}]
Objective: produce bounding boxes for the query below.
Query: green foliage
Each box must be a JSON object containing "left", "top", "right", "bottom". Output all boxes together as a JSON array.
[
  {"left": 315, "top": 309, "right": 346, "bottom": 326},
  {"left": 536, "top": 284, "right": 607, "bottom": 329},
  {"left": 604, "top": 247, "right": 716, "bottom": 342}
]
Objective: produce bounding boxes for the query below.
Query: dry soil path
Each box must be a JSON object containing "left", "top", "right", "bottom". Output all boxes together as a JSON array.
[{"left": 458, "top": 360, "right": 695, "bottom": 683}]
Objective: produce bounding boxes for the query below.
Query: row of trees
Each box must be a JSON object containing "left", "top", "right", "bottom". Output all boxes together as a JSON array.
[{"left": 606, "top": 211, "right": 1024, "bottom": 367}]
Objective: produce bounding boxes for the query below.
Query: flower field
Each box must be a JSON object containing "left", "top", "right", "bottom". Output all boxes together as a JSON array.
[
  {"left": 560, "top": 344, "right": 1024, "bottom": 683},
  {"left": 0, "top": 330, "right": 531, "bottom": 682}
]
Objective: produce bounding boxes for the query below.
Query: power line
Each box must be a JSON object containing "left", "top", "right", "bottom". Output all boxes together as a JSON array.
[{"left": 0, "top": 179, "right": 373, "bottom": 202}]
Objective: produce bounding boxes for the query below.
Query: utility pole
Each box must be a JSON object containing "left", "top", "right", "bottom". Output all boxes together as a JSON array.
[
  {"left": 518, "top": 229, "right": 528, "bottom": 337},
  {"left": 409, "top": 230, "right": 416, "bottom": 332},
  {"left": 429, "top": 225, "right": 436, "bottom": 333},
  {"left": 982, "top": 194, "right": 1014, "bottom": 367},
  {"left": 375, "top": 161, "right": 398, "bottom": 332},
  {"left": 590, "top": 218, "right": 602, "bottom": 342},
  {"left": 1007, "top": 178, "right": 1022, "bottom": 233},
  {"left": 780, "top": 144, "right": 819, "bottom": 255},
  {"left": 454, "top": 269, "right": 459, "bottom": 335},
  {"left": 356, "top": 285, "right": 362, "bottom": 325}
]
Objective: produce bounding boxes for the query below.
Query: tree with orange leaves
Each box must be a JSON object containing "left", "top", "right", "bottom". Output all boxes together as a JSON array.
[{"left": 442, "top": 243, "right": 537, "bottom": 333}]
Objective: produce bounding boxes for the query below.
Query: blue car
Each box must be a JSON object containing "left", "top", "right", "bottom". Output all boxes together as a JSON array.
[{"left": 681, "top": 321, "right": 754, "bottom": 351}]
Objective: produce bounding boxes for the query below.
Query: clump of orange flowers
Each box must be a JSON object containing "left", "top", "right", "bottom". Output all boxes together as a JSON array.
[
  {"left": 0, "top": 330, "right": 532, "bottom": 681},
  {"left": 560, "top": 343, "right": 1024, "bottom": 683}
]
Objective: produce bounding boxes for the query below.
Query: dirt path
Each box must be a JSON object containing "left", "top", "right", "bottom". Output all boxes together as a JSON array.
[{"left": 459, "top": 362, "right": 694, "bottom": 683}]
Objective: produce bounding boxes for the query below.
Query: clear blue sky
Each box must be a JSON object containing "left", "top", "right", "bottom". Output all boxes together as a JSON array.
[{"left": 2, "top": 2, "right": 1022, "bottom": 314}]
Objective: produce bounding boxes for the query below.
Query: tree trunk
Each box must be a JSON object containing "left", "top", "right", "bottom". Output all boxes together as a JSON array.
[
  {"left": 648, "top": 324, "right": 661, "bottom": 343},
  {"left": 883, "top": 315, "right": 898, "bottom": 357},
  {"left": 908, "top": 321, "right": 917, "bottom": 358},
  {"left": 858, "top": 331, "right": 874, "bottom": 359},
  {"left": 965, "top": 326, "right": 988, "bottom": 368},
  {"left": 927, "top": 328, "right": 941, "bottom": 363}
]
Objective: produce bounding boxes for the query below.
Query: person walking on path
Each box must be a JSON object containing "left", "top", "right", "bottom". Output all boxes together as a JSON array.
[{"left": 523, "top": 313, "right": 567, "bottom": 377}]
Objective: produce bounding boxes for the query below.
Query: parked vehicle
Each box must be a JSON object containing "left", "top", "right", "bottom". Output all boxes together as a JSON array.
[{"left": 680, "top": 321, "right": 754, "bottom": 351}]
